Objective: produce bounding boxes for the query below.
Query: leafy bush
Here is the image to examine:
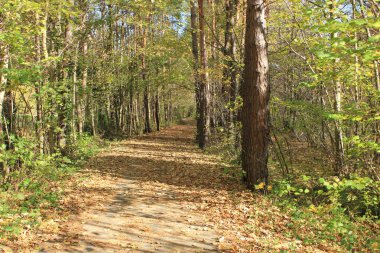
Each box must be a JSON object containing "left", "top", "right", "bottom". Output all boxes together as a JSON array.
[
  {"left": 66, "top": 134, "right": 102, "bottom": 163},
  {"left": 271, "top": 175, "right": 379, "bottom": 251},
  {"left": 273, "top": 174, "right": 380, "bottom": 218},
  {"left": 0, "top": 134, "right": 101, "bottom": 239}
]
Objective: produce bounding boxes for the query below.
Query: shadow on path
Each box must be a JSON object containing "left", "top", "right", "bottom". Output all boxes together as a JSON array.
[{"left": 38, "top": 124, "right": 243, "bottom": 252}]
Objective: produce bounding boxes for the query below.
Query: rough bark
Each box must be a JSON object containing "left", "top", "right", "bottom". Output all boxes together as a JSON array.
[{"left": 242, "top": 0, "right": 270, "bottom": 188}]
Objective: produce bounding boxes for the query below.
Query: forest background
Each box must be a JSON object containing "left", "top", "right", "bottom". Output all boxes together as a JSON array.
[{"left": 0, "top": 0, "right": 379, "bottom": 251}]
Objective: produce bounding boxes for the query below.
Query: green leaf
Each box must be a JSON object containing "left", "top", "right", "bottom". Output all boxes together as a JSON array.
[{"left": 16, "top": 193, "right": 25, "bottom": 200}]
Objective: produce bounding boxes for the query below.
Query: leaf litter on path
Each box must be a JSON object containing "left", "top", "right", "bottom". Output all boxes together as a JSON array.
[{"left": 7, "top": 123, "right": 334, "bottom": 252}]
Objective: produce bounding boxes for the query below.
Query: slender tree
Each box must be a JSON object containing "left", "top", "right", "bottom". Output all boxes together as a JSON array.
[
  {"left": 0, "top": 45, "right": 8, "bottom": 135},
  {"left": 190, "top": 0, "right": 201, "bottom": 141},
  {"left": 197, "top": 0, "right": 210, "bottom": 149}
]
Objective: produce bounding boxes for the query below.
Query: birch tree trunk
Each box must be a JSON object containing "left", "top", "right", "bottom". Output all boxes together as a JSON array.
[
  {"left": 0, "top": 40, "right": 9, "bottom": 176},
  {"left": 0, "top": 44, "right": 9, "bottom": 135}
]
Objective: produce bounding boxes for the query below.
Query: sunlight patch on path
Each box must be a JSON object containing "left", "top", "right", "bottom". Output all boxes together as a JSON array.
[{"left": 38, "top": 125, "right": 219, "bottom": 252}]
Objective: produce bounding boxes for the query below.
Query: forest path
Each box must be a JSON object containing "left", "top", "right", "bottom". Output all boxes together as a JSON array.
[{"left": 38, "top": 121, "right": 250, "bottom": 252}]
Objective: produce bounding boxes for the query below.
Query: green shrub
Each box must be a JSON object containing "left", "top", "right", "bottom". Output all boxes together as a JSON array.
[
  {"left": 271, "top": 175, "right": 379, "bottom": 251},
  {"left": 273, "top": 174, "right": 380, "bottom": 218},
  {"left": 0, "top": 134, "right": 101, "bottom": 239},
  {"left": 66, "top": 134, "right": 102, "bottom": 163}
]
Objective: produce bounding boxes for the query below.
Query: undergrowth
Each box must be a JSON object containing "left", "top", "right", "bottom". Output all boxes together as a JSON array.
[
  {"left": 0, "top": 134, "right": 102, "bottom": 240},
  {"left": 270, "top": 175, "right": 380, "bottom": 251},
  {"left": 211, "top": 134, "right": 380, "bottom": 252}
]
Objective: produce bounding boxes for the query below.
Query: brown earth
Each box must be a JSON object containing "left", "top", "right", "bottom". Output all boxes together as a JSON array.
[
  {"left": 37, "top": 123, "right": 240, "bottom": 252},
  {"left": 12, "top": 122, "right": 328, "bottom": 252}
]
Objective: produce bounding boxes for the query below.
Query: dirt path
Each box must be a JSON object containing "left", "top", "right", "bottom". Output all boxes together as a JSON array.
[
  {"left": 27, "top": 122, "right": 322, "bottom": 253},
  {"left": 24, "top": 123, "right": 351, "bottom": 253},
  {"left": 38, "top": 123, "right": 234, "bottom": 252}
]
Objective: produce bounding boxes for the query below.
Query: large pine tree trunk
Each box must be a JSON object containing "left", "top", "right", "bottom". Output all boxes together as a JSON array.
[{"left": 242, "top": 0, "right": 270, "bottom": 188}]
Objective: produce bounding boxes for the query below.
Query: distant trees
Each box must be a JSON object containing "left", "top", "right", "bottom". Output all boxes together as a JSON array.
[
  {"left": 0, "top": 0, "right": 193, "bottom": 181},
  {"left": 268, "top": 0, "right": 380, "bottom": 179}
]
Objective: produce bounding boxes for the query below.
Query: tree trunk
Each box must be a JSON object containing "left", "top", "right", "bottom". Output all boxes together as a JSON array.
[
  {"left": 3, "top": 91, "right": 16, "bottom": 149},
  {"left": 198, "top": 0, "right": 210, "bottom": 149},
  {"left": 72, "top": 43, "right": 79, "bottom": 140},
  {"left": 0, "top": 45, "right": 9, "bottom": 137},
  {"left": 91, "top": 105, "right": 96, "bottom": 136},
  {"left": 34, "top": 8, "right": 48, "bottom": 154},
  {"left": 58, "top": 6, "right": 74, "bottom": 152},
  {"left": 224, "top": 0, "right": 239, "bottom": 133},
  {"left": 0, "top": 44, "right": 10, "bottom": 177},
  {"left": 330, "top": 3, "right": 345, "bottom": 175},
  {"left": 78, "top": 39, "right": 88, "bottom": 134},
  {"left": 190, "top": 0, "right": 201, "bottom": 141},
  {"left": 242, "top": 0, "right": 270, "bottom": 188},
  {"left": 141, "top": 16, "right": 152, "bottom": 134},
  {"left": 143, "top": 87, "right": 151, "bottom": 133},
  {"left": 358, "top": 0, "right": 380, "bottom": 91},
  {"left": 155, "top": 91, "right": 160, "bottom": 131}
]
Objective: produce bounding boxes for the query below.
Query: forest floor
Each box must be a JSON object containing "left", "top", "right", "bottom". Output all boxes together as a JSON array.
[{"left": 6, "top": 121, "right": 341, "bottom": 252}]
